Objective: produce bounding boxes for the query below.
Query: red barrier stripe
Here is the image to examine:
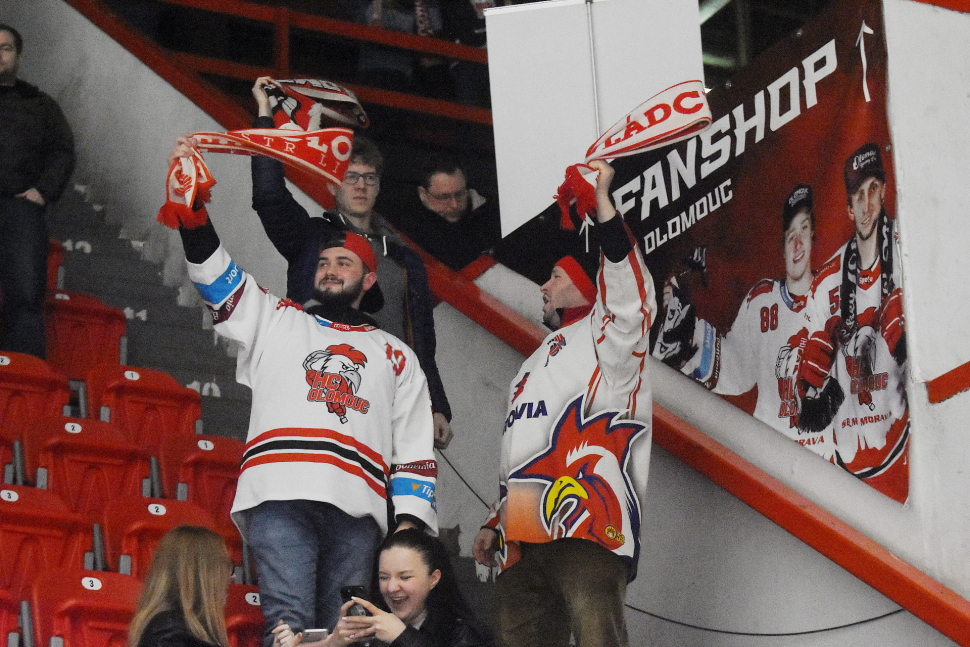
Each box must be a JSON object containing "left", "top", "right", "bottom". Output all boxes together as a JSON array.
[
  {"left": 926, "top": 361, "right": 970, "bottom": 404},
  {"left": 652, "top": 405, "right": 970, "bottom": 644}
]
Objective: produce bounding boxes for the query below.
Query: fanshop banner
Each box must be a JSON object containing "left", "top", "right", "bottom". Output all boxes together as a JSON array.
[{"left": 606, "top": 0, "right": 908, "bottom": 503}]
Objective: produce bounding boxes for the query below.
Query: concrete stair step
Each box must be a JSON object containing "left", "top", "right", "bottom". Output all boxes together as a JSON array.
[
  {"left": 58, "top": 280, "right": 205, "bottom": 330},
  {"left": 49, "top": 183, "right": 253, "bottom": 439},
  {"left": 197, "top": 396, "right": 251, "bottom": 442},
  {"left": 61, "top": 254, "right": 163, "bottom": 290},
  {"left": 125, "top": 327, "right": 236, "bottom": 370},
  {"left": 153, "top": 365, "right": 247, "bottom": 400}
]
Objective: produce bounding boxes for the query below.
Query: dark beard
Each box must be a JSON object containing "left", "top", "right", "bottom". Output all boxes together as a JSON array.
[
  {"left": 313, "top": 275, "right": 364, "bottom": 311},
  {"left": 543, "top": 307, "right": 563, "bottom": 331}
]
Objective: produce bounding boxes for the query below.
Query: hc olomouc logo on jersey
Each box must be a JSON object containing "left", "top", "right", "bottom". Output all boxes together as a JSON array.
[{"left": 304, "top": 344, "right": 371, "bottom": 423}]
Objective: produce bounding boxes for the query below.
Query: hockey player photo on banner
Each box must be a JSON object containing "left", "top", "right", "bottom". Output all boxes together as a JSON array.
[{"left": 603, "top": 0, "right": 909, "bottom": 502}]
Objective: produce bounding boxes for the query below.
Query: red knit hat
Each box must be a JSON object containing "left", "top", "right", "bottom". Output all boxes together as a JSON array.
[{"left": 555, "top": 256, "right": 597, "bottom": 305}]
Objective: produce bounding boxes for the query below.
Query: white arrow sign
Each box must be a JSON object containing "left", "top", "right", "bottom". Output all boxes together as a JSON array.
[{"left": 856, "top": 20, "right": 875, "bottom": 103}]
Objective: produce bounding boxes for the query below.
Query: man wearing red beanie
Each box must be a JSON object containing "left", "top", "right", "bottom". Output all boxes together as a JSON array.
[{"left": 474, "top": 160, "right": 657, "bottom": 647}]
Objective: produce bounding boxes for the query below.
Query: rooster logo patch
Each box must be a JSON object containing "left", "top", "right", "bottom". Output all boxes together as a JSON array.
[
  {"left": 304, "top": 344, "right": 371, "bottom": 423},
  {"left": 509, "top": 395, "right": 648, "bottom": 551}
]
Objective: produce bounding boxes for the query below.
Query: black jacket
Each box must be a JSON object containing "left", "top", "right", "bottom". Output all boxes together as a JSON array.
[
  {"left": 386, "top": 607, "right": 492, "bottom": 647},
  {"left": 0, "top": 79, "right": 75, "bottom": 201},
  {"left": 250, "top": 117, "right": 450, "bottom": 420},
  {"left": 397, "top": 197, "right": 500, "bottom": 272},
  {"left": 135, "top": 610, "right": 220, "bottom": 647}
]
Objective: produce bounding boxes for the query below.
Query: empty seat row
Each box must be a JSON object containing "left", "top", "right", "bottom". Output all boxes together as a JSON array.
[
  {"left": 7, "top": 414, "right": 242, "bottom": 514},
  {"left": 0, "top": 485, "right": 243, "bottom": 594},
  {"left": 1, "top": 351, "right": 203, "bottom": 448}
]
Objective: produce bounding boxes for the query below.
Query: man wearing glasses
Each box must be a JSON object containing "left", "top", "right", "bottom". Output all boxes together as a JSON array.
[
  {"left": 404, "top": 152, "right": 500, "bottom": 271},
  {"left": 251, "top": 78, "right": 453, "bottom": 450}
]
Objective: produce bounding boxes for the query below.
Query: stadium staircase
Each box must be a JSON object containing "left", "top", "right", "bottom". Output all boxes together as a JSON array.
[{"left": 47, "top": 187, "right": 251, "bottom": 438}]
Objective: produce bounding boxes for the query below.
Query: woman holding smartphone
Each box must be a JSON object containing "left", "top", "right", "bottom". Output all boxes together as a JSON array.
[{"left": 273, "top": 529, "right": 491, "bottom": 647}]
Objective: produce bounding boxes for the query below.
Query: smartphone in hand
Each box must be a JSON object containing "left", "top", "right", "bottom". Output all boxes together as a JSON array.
[
  {"left": 301, "top": 629, "right": 328, "bottom": 643},
  {"left": 340, "top": 585, "right": 369, "bottom": 617}
]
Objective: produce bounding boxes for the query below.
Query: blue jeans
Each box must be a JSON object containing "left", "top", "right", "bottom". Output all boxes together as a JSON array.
[
  {"left": 0, "top": 197, "right": 48, "bottom": 359},
  {"left": 241, "top": 500, "right": 382, "bottom": 647}
]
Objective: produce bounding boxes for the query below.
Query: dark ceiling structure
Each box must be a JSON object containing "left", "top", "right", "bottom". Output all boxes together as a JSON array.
[{"left": 700, "top": 0, "right": 830, "bottom": 88}]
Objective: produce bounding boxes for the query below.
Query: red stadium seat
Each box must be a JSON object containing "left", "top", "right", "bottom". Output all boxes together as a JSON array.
[
  {"left": 225, "top": 584, "right": 264, "bottom": 647},
  {"left": 0, "top": 588, "right": 19, "bottom": 647},
  {"left": 25, "top": 568, "right": 140, "bottom": 647},
  {"left": 157, "top": 434, "right": 245, "bottom": 563},
  {"left": 22, "top": 416, "right": 152, "bottom": 517},
  {"left": 47, "top": 239, "right": 64, "bottom": 294},
  {"left": 45, "top": 291, "right": 126, "bottom": 382},
  {"left": 0, "top": 352, "right": 70, "bottom": 483},
  {"left": 159, "top": 434, "right": 243, "bottom": 517},
  {"left": 0, "top": 485, "right": 93, "bottom": 598},
  {"left": 97, "top": 495, "right": 220, "bottom": 578},
  {"left": 84, "top": 364, "right": 201, "bottom": 449}
]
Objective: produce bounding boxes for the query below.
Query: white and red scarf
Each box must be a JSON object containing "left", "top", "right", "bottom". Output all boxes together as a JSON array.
[
  {"left": 556, "top": 80, "right": 712, "bottom": 230},
  {"left": 158, "top": 78, "right": 366, "bottom": 229}
]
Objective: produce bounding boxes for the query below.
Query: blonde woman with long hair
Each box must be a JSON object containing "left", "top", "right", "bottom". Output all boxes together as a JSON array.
[{"left": 128, "top": 526, "right": 234, "bottom": 647}]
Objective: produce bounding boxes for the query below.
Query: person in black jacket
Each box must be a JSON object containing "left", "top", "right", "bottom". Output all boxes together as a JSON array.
[
  {"left": 128, "top": 526, "right": 234, "bottom": 647},
  {"left": 0, "top": 24, "right": 75, "bottom": 358},
  {"left": 398, "top": 153, "right": 499, "bottom": 271},
  {"left": 250, "top": 77, "right": 453, "bottom": 450},
  {"left": 273, "top": 528, "right": 491, "bottom": 647}
]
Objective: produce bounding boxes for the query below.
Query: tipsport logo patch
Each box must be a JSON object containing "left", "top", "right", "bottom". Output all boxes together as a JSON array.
[
  {"left": 304, "top": 344, "right": 370, "bottom": 424},
  {"left": 391, "top": 460, "right": 438, "bottom": 510}
]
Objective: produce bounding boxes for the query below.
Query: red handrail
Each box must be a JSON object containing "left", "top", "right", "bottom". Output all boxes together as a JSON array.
[
  {"left": 169, "top": 51, "right": 493, "bottom": 126},
  {"left": 70, "top": 0, "right": 254, "bottom": 130},
  {"left": 153, "top": 0, "right": 489, "bottom": 64},
  {"left": 926, "top": 360, "right": 970, "bottom": 404},
  {"left": 914, "top": 0, "right": 970, "bottom": 13},
  {"left": 652, "top": 406, "right": 970, "bottom": 644},
  {"left": 62, "top": 1, "right": 970, "bottom": 642}
]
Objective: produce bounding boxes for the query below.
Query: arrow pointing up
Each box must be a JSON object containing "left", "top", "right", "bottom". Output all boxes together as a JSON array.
[{"left": 856, "top": 20, "right": 875, "bottom": 102}]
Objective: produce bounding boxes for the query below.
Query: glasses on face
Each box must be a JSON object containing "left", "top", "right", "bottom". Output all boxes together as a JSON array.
[
  {"left": 343, "top": 171, "right": 379, "bottom": 186},
  {"left": 427, "top": 188, "right": 468, "bottom": 203}
]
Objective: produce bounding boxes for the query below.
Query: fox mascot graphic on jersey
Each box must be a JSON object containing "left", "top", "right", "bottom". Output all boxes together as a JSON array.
[
  {"left": 304, "top": 344, "right": 368, "bottom": 423},
  {"left": 510, "top": 395, "right": 648, "bottom": 550}
]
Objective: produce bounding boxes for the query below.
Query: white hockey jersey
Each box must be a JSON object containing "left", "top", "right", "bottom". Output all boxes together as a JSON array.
[
  {"left": 483, "top": 220, "right": 656, "bottom": 579},
  {"left": 187, "top": 245, "right": 438, "bottom": 535},
  {"left": 715, "top": 279, "right": 832, "bottom": 458},
  {"left": 802, "top": 215, "right": 908, "bottom": 503}
]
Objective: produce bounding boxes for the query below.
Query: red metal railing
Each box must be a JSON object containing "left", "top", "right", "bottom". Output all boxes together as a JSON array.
[
  {"left": 63, "top": 1, "right": 970, "bottom": 642},
  {"left": 93, "top": 0, "right": 492, "bottom": 125},
  {"left": 926, "top": 360, "right": 970, "bottom": 404}
]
